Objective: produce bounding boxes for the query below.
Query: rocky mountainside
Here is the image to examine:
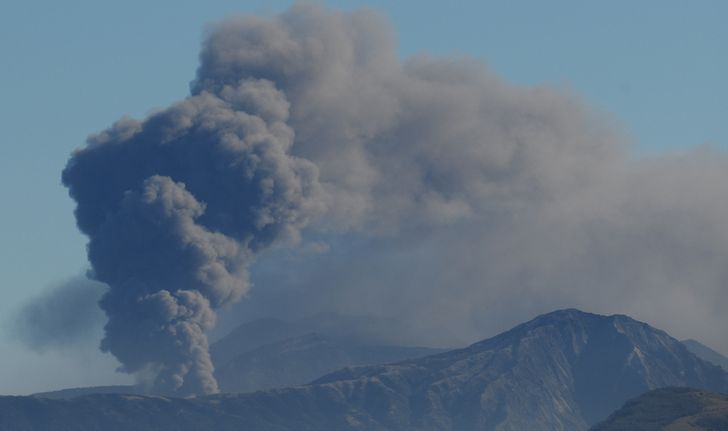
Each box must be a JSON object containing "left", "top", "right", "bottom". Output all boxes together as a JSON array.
[
  {"left": 7, "top": 309, "right": 728, "bottom": 431},
  {"left": 590, "top": 387, "right": 728, "bottom": 431}
]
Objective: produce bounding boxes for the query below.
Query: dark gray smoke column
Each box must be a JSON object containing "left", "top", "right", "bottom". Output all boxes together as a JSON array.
[{"left": 63, "top": 78, "right": 321, "bottom": 394}]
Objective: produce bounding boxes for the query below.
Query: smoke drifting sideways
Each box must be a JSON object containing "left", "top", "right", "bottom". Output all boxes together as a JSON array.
[
  {"left": 13, "top": 276, "right": 107, "bottom": 352},
  {"left": 62, "top": 4, "right": 728, "bottom": 394}
]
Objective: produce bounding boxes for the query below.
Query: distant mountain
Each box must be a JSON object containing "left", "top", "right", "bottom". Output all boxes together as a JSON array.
[
  {"left": 210, "top": 317, "right": 300, "bottom": 367},
  {"left": 32, "top": 314, "right": 446, "bottom": 398},
  {"left": 302, "top": 309, "right": 728, "bottom": 429},
  {"left": 31, "top": 385, "right": 140, "bottom": 400},
  {"left": 210, "top": 313, "right": 451, "bottom": 393},
  {"left": 7, "top": 309, "right": 728, "bottom": 430},
  {"left": 590, "top": 387, "right": 728, "bottom": 431},
  {"left": 210, "top": 312, "right": 459, "bottom": 367},
  {"left": 215, "top": 332, "right": 444, "bottom": 393},
  {"left": 682, "top": 339, "right": 728, "bottom": 371}
]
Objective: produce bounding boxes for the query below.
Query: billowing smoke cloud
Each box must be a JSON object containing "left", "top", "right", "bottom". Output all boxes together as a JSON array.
[
  {"left": 193, "top": 7, "right": 623, "bottom": 235},
  {"left": 63, "top": 3, "right": 728, "bottom": 395},
  {"left": 63, "top": 53, "right": 322, "bottom": 394},
  {"left": 13, "top": 276, "right": 107, "bottom": 352},
  {"left": 200, "top": 5, "right": 728, "bottom": 353}
]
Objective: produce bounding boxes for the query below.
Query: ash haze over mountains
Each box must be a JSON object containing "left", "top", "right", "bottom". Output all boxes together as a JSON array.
[{"left": 22, "top": 3, "right": 728, "bottom": 395}]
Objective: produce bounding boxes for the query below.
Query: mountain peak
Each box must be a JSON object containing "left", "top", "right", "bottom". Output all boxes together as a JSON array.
[
  {"left": 536, "top": 307, "right": 598, "bottom": 318},
  {"left": 514, "top": 308, "right": 667, "bottom": 342},
  {"left": 468, "top": 308, "right": 651, "bottom": 353},
  {"left": 529, "top": 308, "right": 639, "bottom": 325}
]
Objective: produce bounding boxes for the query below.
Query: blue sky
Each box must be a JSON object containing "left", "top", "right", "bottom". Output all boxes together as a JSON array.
[{"left": 1, "top": 0, "right": 726, "bottom": 394}]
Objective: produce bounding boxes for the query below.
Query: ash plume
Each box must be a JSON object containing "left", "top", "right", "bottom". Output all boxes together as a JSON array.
[
  {"left": 13, "top": 276, "right": 107, "bottom": 352},
  {"left": 63, "top": 67, "right": 321, "bottom": 394},
  {"left": 63, "top": 3, "right": 728, "bottom": 394}
]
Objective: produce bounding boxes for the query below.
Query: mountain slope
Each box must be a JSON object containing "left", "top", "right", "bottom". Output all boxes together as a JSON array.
[
  {"left": 31, "top": 385, "right": 140, "bottom": 400},
  {"left": 215, "top": 333, "right": 444, "bottom": 393},
  {"left": 682, "top": 339, "right": 728, "bottom": 372},
  {"left": 590, "top": 387, "right": 728, "bottom": 431},
  {"left": 7, "top": 309, "right": 728, "bottom": 431},
  {"left": 306, "top": 309, "right": 728, "bottom": 429},
  {"left": 210, "top": 312, "right": 458, "bottom": 367}
]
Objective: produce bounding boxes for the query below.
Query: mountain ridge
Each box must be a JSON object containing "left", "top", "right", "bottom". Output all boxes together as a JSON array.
[
  {"left": 215, "top": 332, "right": 445, "bottom": 393},
  {"left": 309, "top": 308, "right": 728, "bottom": 429},
  {"left": 590, "top": 387, "right": 728, "bottom": 431},
  {"left": 7, "top": 309, "right": 728, "bottom": 431},
  {"left": 682, "top": 339, "right": 728, "bottom": 372}
]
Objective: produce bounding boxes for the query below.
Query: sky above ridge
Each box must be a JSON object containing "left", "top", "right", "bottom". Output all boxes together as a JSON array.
[{"left": 1, "top": 0, "right": 727, "bottom": 395}]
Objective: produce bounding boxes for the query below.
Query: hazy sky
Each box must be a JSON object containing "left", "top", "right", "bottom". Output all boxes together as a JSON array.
[{"left": 1, "top": 0, "right": 727, "bottom": 395}]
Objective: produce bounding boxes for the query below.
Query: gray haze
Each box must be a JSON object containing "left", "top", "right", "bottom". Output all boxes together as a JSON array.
[
  {"left": 61, "top": 3, "right": 728, "bottom": 394},
  {"left": 12, "top": 276, "right": 107, "bottom": 351}
]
